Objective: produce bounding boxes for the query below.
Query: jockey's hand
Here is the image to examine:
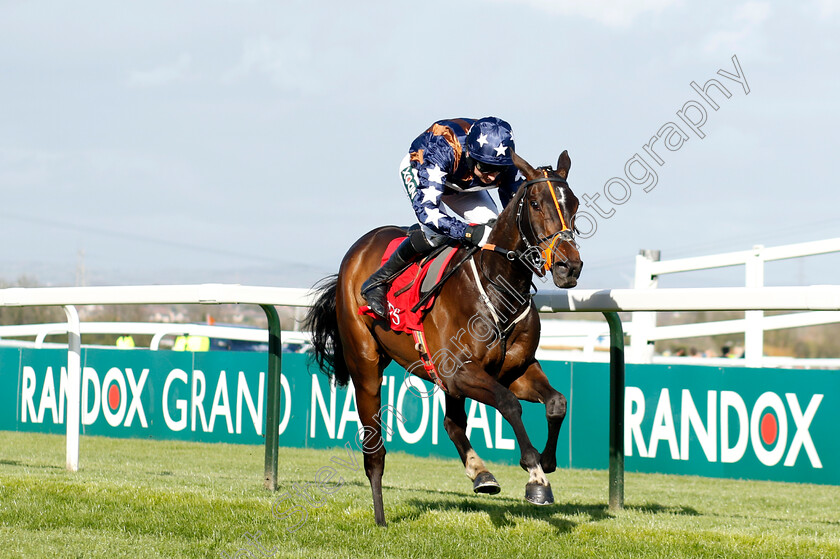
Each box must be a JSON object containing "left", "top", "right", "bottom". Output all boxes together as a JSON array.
[{"left": 464, "top": 224, "right": 492, "bottom": 247}]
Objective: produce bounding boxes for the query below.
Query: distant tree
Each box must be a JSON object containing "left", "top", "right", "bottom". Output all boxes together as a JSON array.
[{"left": 0, "top": 276, "right": 64, "bottom": 326}]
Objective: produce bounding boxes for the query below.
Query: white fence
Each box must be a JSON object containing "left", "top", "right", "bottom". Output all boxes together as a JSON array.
[
  {"left": 632, "top": 238, "right": 840, "bottom": 366},
  {"left": 0, "top": 321, "right": 311, "bottom": 350},
  {"left": 2, "top": 282, "right": 840, "bottom": 472},
  {"left": 3, "top": 284, "right": 839, "bottom": 363},
  {"left": 0, "top": 285, "right": 315, "bottom": 473}
]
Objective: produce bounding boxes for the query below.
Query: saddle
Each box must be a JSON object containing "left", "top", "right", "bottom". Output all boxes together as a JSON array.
[{"left": 360, "top": 236, "right": 460, "bottom": 334}]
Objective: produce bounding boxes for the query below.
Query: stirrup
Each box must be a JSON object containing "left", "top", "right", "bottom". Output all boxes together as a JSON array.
[{"left": 363, "top": 284, "right": 389, "bottom": 318}]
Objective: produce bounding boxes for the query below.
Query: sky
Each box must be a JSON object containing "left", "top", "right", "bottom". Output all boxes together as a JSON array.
[{"left": 1, "top": 0, "right": 838, "bottom": 290}]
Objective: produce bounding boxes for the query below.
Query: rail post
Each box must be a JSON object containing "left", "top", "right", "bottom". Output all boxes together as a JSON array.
[
  {"left": 631, "top": 250, "right": 659, "bottom": 363},
  {"left": 261, "top": 304, "right": 282, "bottom": 490},
  {"left": 64, "top": 305, "right": 81, "bottom": 472},
  {"left": 744, "top": 245, "right": 765, "bottom": 366},
  {"left": 603, "top": 311, "right": 625, "bottom": 510}
]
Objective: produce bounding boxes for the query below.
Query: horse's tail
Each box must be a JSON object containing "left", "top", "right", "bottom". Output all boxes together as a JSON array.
[{"left": 303, "top": 274, "right": 350, "bottom": 387}]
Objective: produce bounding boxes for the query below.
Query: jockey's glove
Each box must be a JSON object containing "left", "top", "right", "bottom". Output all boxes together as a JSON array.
[{"left": 464, "top": 224, "right": 492, "bottom": 247}]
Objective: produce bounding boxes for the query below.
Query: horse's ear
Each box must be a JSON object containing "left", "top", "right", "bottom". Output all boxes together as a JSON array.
[
  {"left": 556, "top": 150, "right": 571, "bottom": 179},
  {"left": 512, "top": 151, "right": 539, "bottom": 180}
]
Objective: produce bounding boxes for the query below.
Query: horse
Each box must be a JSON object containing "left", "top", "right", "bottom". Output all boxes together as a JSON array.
[{"left": 304, "top": 150, "right": 582, "bottom": 526}]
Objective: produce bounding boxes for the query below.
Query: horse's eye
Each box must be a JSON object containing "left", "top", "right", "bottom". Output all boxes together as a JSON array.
[{"left": 529, "top": 200, "right": 540, "bottom": 209}]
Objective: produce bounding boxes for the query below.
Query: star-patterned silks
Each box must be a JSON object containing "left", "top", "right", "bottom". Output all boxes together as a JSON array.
[
  {"left": 406, "top": 118, "right": 525, "bottom": 241},
  {"left": 425, "top": 165, "right": 447, "bottom": 185},
  {"left": 423, "top": 207, "right": 446, "bottom": 227},
  {"left": 515, "top": 170, "right": 525, "bottom": 182},
  {"left": 420, "top": 186, "right": 442, "bottom": 205}
]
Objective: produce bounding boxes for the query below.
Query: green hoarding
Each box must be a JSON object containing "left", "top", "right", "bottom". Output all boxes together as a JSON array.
[
  {"left": 0, "top": 347, "right": 835, "bottom": 484},
  {"left": 619, "top": 363, "right": 836, "bottom": 484}
]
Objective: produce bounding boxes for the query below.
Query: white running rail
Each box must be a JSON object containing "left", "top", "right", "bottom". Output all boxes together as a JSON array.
[
  {"left": 0, "top": 322, "right": 311, "bottom": 349},
  {"left": 2, "top": 283, "right": 840, "bottom": 472},
  {"left": 633, "top": 238, "right": 840, "bottom": 366}
]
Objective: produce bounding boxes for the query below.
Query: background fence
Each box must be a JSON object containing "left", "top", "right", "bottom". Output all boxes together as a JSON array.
[
  {"left": 1, "top": 282, "right": 838, "bottom": 497},
  {"left": 6, "top": 349, "right": 836, "bottom": 486},
  {"left": 631, "top": 237, "right": 840, "bottom": 366}
]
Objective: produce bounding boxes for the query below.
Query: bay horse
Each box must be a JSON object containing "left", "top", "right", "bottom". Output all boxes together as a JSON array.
[{"left": 305, "top": 151, "right": 582, "bottom": 526}]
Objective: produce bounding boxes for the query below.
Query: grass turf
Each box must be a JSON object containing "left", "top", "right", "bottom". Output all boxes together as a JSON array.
[{"left": 0, "top": 432, "right": 837, "bottom": 558}]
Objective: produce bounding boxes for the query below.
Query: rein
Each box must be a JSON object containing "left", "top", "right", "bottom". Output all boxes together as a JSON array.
[
  {"left": 467, "top": 169, "right": 577, "bottom": 355},
  {"left": 413, "top": 169, "right": 578, "bottom": 356},
  {"left": 482, "top": 171, "right": 576, "bottom": 277}
]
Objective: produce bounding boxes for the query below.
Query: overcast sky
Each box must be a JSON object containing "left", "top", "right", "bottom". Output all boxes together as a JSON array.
[{"left": 1, "top": 0, "right": 838, "bottom": 290}]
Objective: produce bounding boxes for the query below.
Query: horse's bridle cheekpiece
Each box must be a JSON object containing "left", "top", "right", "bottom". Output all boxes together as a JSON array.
[{"left": 482, "top": 168, "right": 576, "bottom": 277}]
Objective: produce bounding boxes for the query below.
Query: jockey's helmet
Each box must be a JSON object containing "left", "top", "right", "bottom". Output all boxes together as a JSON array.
[{"left": 466, "top": 117, "right": 515, "bottom": 167}]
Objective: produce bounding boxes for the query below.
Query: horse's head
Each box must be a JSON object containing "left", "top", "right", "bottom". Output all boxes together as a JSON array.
[{"left": 511, "top": 151, "right": 583, "bottom": 288}]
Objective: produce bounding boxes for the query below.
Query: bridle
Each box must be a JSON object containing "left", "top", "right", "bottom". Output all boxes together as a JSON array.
[
  {"left": 482, "top": 168, "right": 577, "bottom": 277},
  {"left": 466, "top": 167, "right": 577, "bottom": 351}
]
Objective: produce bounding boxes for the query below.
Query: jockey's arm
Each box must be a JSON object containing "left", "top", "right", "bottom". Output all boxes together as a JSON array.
[{"left": 411, "top": 152, "right": 468, "bottom": 240}]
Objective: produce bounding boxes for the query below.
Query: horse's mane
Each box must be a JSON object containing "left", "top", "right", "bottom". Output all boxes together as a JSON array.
[{"left": 498, "top": 173, "right": 530, "bottom": 223}]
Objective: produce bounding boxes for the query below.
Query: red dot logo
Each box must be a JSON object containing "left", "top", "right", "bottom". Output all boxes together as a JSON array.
[
  {"left": 760, "top": 413, "right": 777, "bottom": 445},
  {"left": 108, "top": 383, "right": 121, "bottom": 411}
]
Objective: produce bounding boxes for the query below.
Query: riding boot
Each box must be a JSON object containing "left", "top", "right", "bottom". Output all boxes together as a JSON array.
[{"left": 361, "top": 235, "right": 431, "bottom": 318}]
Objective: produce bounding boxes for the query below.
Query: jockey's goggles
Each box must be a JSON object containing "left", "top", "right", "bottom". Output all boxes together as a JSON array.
[{"left": 474, "top": 161, "right": 507, "bottom": 175}]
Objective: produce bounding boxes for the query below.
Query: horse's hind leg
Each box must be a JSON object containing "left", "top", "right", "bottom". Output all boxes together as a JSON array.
[
  {"left": 340, "top": 325, "right": 390, "bottom": 525},
  {"left": 352, "top": 360, "right": 389, "bottom": 526},
  {"left": 443, "top": 394, "right": 501, "bottom": 494},
  {"left": 336, "top": 289, "right": 391, "bottom": 526},
  {"left": 509, "top": 361, "right": 567, "bottom": 474}
]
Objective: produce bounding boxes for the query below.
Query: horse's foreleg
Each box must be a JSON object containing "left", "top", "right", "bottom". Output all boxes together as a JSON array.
[
  {"left": 454, "top": 370, "right": 553, "bottom": 505},
  {"left": 442, "top": 394, "right": 501, "bottom": 494},
  {"left": 508, "top": 361, "right": 567, "bottom": 474}
]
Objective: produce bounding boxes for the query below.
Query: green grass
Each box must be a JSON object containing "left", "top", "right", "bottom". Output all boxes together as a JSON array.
[{"left": 0, "top": 432, "right": 837, "bottom": 558}]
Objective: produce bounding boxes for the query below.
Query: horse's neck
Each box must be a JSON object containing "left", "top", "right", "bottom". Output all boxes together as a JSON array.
[
  {"left": 478, "top": 202, "right": 532, "bottom": 311},
  {"left": 487, "top": 191, "right": 525, "bottom": 253}
]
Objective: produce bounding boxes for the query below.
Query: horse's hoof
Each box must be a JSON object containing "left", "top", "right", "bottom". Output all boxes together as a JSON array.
[
  {"left": 525, "top": 483, "right": 554, "bottom": 505},
  {"left": 473, "top": 471, "right": 501, "bottom": 495}
]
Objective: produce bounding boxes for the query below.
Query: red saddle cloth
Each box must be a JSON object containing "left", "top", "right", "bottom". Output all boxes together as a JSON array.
[{"left": 360, "top": 237, "right": 458, "bottom": 333}]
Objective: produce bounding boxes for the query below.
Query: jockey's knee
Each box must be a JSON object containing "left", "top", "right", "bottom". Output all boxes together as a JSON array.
[
  {"left": 409, "top": 227, "right": 435, "bottom": 252},
  {"left": 417, "top": 224, "right": 447, "bottom": 248}
]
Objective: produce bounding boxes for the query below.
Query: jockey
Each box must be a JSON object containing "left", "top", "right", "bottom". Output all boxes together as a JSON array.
[{"left": 361, "top": 116, "right": 525, "bottom": 318}]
